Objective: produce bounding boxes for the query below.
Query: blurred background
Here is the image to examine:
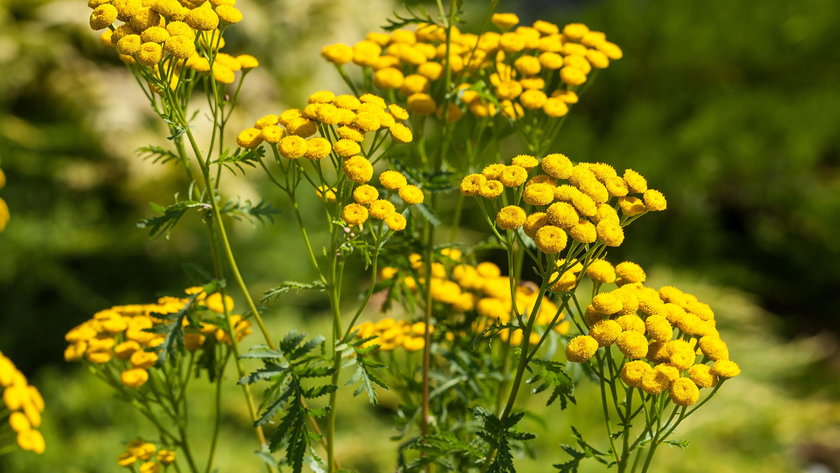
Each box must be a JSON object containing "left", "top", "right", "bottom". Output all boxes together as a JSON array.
[{"left": 1, "top": 0, "right": 839, "bottom": 471}]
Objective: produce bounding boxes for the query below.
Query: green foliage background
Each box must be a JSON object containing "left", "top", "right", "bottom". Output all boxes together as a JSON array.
[{"left": 0, "top": 0, "right": 838, "bottom": 471}]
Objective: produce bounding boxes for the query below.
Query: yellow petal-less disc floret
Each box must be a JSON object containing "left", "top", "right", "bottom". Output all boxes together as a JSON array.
[
  {"left": 496, "top": 205, "right": 526, "bottom": 230},
  {"left": 565, "top": 335, "right": 598, "bottom": 362},
  {"left": 304, "top": 137, "right": 331, "bottom": 159},
  {"left": 534, "top": 225, "right": 567, "bottom": 254},
  {"left": 353, "top": 185, "right": 379, "bottom": 205},
  {"left": 479, "top": 180, "right": 504, "bottom": 198},
  {"left": 491, "top": 13, "right": 519, "bottom": 30},
  {"left": 90, "top": 4, "right": 118, "bottom": 30},
  {"left": 592, "top": 293, "right": 622, "bottom": 314},
  {"left": 643, "top": 189, "right": 667, "bottom": 211},
  {"left": 237, "top": 54, "right": 259, "bottom": 70},
  {"left": 321, "top": 43, "right": 353, "bottom": 65},
  {"left": 499, "top": 165, "right": 528, "bottom": 187},
  {"left": 522, "top": 183, "right": 554, "bottom": 206},
  {"left": 688, "top": 364, "right": 718, "bottom": 388},
  {"left": 615, "top": 261, "right": 646, "bottom": 284},
  {"left": 385, "top": 212, "right": 407, "bottom": 231},
  {"left": 589, "top": 319, "right": 621, "bottom": 347},
  {"left": 459, "top": 174, "right": 485, "bottom": 196},
  {"left": 586, "top": 259, "right": 616, "bottom": 284},
  {"left": 342, "top": 203, "right": 369, "bottom": 226},
  {"left": 699, "top": 336, "right": 730, "bottom": 361},
  {"left": 278, "top": 135, "right": 307, "bottom": 159},
  {"left": 541, "top": 153, "right": 573, "bottom": 179},
  {"left": 623, "top": 169, "right": 648, "bottom": 193},
  {"left": 596, "top": 219, "right": 624, "bottom": 247},
  {"left": 398, "top": 185, "right": 424, "bottom": 205},
  {"left": 523, "top": 212, "right": 548, "bottom": 238},
  {"left": 137, "top": 42, "right": 163, "bottom": 67},
  {"left": 369, "top": 200, "right": 396, "bottom": 220},
  {"left": 236, "top": 128, "right": 262, "bottom": 148},
  {"left": 389, "top": 123, "right": 414, "bottom": 143},
  {"left": 164, "top": 36, "right": 196, "bottom": 59},
  {"left": 343, "top": 156, "right": 374, "bottom": 183},
  {"left": 215, "top": 5, "right": 242, "bottom": 24},
  {"left": 546, "top": 202, "right": 578, "bottom": 228},
  {"left": 120, "top": 368, "right": 149, "bottom": 388},
  {"left": 644, "top": 315, "right": 673, "bottom": 342},
  {"left": 669, "top": 377, "right": 700, "bottom": 406},
  {"left": 184, "top": 7, "right": 219, "bottom": 31},
  {"left": 620, "top": 360, "right": 652, "bottom": 388},
  {"left": 616, "top": 331, "right": 648, "bottom": 359},
  {"left": 380, "top": 170, "right": 407, "bottom": 190}
]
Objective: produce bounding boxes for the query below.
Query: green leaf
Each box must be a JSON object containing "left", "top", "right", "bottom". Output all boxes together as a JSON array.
[
  {"left": 344, "top": 337, "right": 389, "bottom": 405},
  {"left": 148, "top": 291, "right": 201, "bottom": 366},
  {"left": 137, "top": 199, "right": 209, "bottom": 237},
  {"left": 220, "top": 198, "right": 279, "bottom": 224},
  {"left": 664, "top": 439, "right": 690, "bottom": 448},
  {"left": 526, "top": 359, "right": 576, "bottom": 409},
  {"left": 137, "top": 145, "right": 179, "bottom": 165},
  {"left": 212, "top": 146, "right": 266, "bottom": 175},
  {"left": 262, "top": 280, "right": 326, "bottom": 304}
]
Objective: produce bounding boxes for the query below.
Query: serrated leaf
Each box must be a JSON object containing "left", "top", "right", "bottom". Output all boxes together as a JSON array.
[
  {"left": 212, "top": 146, "right": 266, "bottom": 175},
  {"left": 664, "top": 439, "right": 689, "bottom": 448},
  {"left": 220, "top": 198, "right": 279, "bottom": 224},
  {"left": 262, "top": 280, "right": 326, "bottom": 304},
  {"left": 137, "top": 199, "right": 209, "bottom": 237},
  {"left": 137, "top": 145, "right": 179, "bottom": 165}
]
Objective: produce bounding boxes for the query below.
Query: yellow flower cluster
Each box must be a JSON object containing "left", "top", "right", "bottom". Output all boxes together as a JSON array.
[
  {"left": 236, "top": 90, "right": 413, "bottom": 153},
  {"left": 340, "top": 170, "right": 422, "bottom": 231},
  {"left": 565, "top": 262, "right": 740, "bottom": 406},
  {"left": 117, "top": 438, "right": 176, "bottom": 471},
  {"left": 380, "top": 252, "right": 570, "bottom": 346},
  {"left": 461, "top": 154, "right": 666, "bottom": 254},
  {"left": 89, "top": 0, "right": 257, "bottom": 85},
  {"left": 64, "top": 287, "right": 251, "bottom": 388},
  {"left": 352, "top": 318, "right": 431, "bottom": 352},
  {"left": 0, "top": 168, "right": 8, "bottom": 232},
  {"left": 321, "top": 14, "right": 621, "bottom": 120},
  {"left": 1, "top": 352, "right": 46, "bottom": 454}
]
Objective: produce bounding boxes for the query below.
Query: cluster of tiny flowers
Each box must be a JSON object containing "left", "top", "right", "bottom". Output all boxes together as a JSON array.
[
  {"left": 341, "top": 169, "right": 423, "bottom": 231},
  {"left": 236, "top": 90, "right": 413, "bottom": 153},
  {"left": 88, "top": 0, "right": 258, "bottom": 85},
  {"left": 352, "top": 318, "right": 431, "bottom": 352},
  {"left": 461, "top": 154, "right": 666, "bottom": 255},
  {"left": 64, "top": 287, "right": 252, "bottom": 388},
  {"left": 321, "top": 13, "right": 621, "bottom": 120},
  {"left": 379, "top": 251, "right": 570, "bottom": 346},
  {"left": 0, "top": 168, "right": 8, "bottom": 232},
  {"left": 0, "top": 352, "right": 46, "bottom": 454},
  {"left": 565, "top": 261, "right": 741, "bottom": 406},
  {"left": 117, "top": 439, "right": 176, "bottom": 472}
]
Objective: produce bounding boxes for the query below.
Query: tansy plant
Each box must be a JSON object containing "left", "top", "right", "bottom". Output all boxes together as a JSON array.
[{"left": 52, "top": 1, "right": 741, "bottom": 472}]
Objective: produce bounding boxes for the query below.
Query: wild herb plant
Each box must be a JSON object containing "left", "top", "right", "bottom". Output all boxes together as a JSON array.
[{"left": 54, "top": 1, "right": 743, "bottom": 472}]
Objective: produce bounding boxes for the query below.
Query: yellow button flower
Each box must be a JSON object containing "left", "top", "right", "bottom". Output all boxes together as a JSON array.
[
  {"left": 616, "top": 331, "right": 648, "bottom": 359},
  {"left": 496, "top": 205, "right": 526, "bottom": 231},
  {"left": 534, "top": 225, "right": 568, "bottom": 254},
  {"left": 343, "top": 156, "right": 374, "bottom": 183},
  {"left": 385, "top": 212, "right": 407, "bottom": 231},
  {"left": 565, "top": 335, "right": 598, "bottom": 363},
  {"left": 620, "top": 360, "right": 652, "bottom": 388},
  {"left": 353, "top": 185, "right": 379, "bottom": 205},
  {"left": 398, "top": 185, "right": 424, "bottom": 205},
  {"left": 321, "top": 43, "right": 352, "bottom": 65},
  {"left": 369, "top": 200, "right": 396, "bottom": 220},
  {"left": 669, "top": 377, "right": 700, "bottom": 406},
  {"left": 589, "top": 319, "right": 621, "bottom": 347},
  {"left": 342, "top": 203, "right": 369, "bottom": 227}
]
